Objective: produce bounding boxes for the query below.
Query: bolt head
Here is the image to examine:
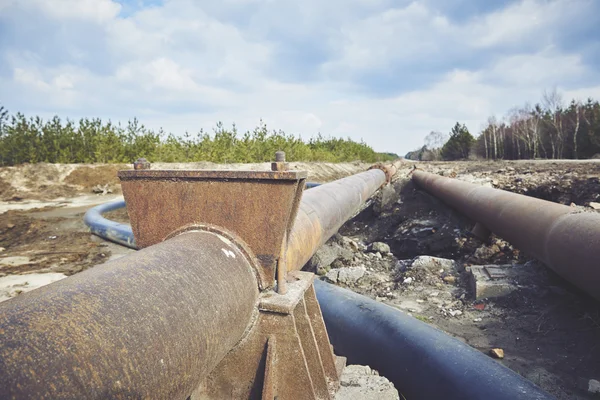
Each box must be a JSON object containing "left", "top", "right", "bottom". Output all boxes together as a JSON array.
[{"left": 275, "top": 151, "right": 286, "bottom": 162}]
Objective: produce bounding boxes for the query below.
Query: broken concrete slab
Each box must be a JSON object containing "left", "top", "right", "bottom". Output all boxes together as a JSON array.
[
  {"left": 337, "top": 266, "right": 367, "bottom": 285},
  {"left": 326, "top": 266, "right": 367, "bottom": 285},
  {"left": 469, "top": 264, "right": 518, "bottom": 300},
  {"left": 335, "top": 365, "right": 399, "bottom": 400}
]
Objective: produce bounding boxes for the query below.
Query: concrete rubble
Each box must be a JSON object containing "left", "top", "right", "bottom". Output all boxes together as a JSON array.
[
  {"left": 335, "top": 365, "right": 400, "bottom": 400},
  {"left": 468, "top": 264, "right": 519, "bottom": 300}
]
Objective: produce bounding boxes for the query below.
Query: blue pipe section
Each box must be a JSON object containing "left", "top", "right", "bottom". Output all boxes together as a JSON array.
[
  {"left": 313, "top": 279, "right": 553, "bottom": 400},
  {"left": 83, "top": 199, "right": 137, "bottom": 249}
]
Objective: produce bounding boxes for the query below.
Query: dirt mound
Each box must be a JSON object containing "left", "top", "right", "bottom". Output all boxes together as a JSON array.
[
  {"left": 0, "top": 177, "right": 16, "bottom": 201},
  {"left": 64, "top": 165, "right": 124, "bottom": 189}
]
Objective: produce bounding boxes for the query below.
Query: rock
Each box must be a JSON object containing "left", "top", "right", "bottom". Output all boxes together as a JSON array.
[
  {"left": 338, "top": 248, "right": 354, "bottom": 264},
  {"left": 472, "top": 245, "right": 501, "bottom": 262},
  {"left": 403, "top": 277, "right": 413, "bottom": 285},
  {"left": 348, "top": 239, "right": 360, "bottom": 252},
  {"left": 369, "top": 242, "right": 391, "bottom": 254},
  {"left": 589, "top": 379, "right": 600, "bottom": 394},
  {"left": 469, "top": 265, "right": 517, "bottom": 300},
  {"left": 92, "top": 184, "right": 113, "bottom": 195},
  {"left": 336, "top": 365, "right": 399, "bottom": 400},
  {"left": 316, "top": 265, "right": 330, "bottom": 276},
  {"left": 375, "top": 252, "right": 382, "bottom": 259},
  {"left": 473, "top": 318, "right": 482, "bottom": 322},
  {"left": 411, "top": 256, "right": 455, "bottom": 272},
  {"left": 308, "top": 243, "right": 353, "bottom": 272},
  {"left": 0, "top": 247, "right": 5, "bottom": 253},
  {"left": 325, "top": 269, "right": 340, "bottom": 283},
  {"left": 448, "top": 310, "right": 462, "bottom": 317},
  {"left": 489, "top": 348, "right": 504, "bottom": 359},
  {"left": 6, "top": 224, "right": 15, "bottom": 229},
  {"left": 443, "top": 276, "right": 456, "bottom": 284},
  {"left": 590, "top": 202, "right": 600, "bottom": 210},
  {"left": 337, "top": 267, "right": 367, "bottom": 285}
]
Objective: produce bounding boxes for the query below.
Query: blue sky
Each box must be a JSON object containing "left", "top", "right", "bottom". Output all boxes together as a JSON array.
[{"left": 1, "top": 0, "right": 599, "bottom": 154}]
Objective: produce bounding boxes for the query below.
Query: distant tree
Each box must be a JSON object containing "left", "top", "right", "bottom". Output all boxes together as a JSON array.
[
  {"left": 0, "top": 109, "right": 395, "bottom": 166},
  {"left": 423, "top": 131, "right": 447, "bottom": 160},
  {"left": 441, "top": 123, "right": 474, "bottom": 160}
]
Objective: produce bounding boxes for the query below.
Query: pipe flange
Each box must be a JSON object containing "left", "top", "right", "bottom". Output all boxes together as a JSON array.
[{"left": 164, "top": 223, "right": 269, "bottom": 291}]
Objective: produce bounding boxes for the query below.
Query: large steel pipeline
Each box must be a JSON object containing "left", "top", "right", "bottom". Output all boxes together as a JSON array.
[
  {"left": 0, "top": 231, "right": 258, "bottom": 399},
  {"left": 412, "top": 170, "right": 600, "bottom": 301}
]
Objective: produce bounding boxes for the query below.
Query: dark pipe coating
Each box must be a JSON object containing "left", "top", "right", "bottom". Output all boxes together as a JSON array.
[{"left": 314, "top": 279, "right": 554, "bottom": 400}]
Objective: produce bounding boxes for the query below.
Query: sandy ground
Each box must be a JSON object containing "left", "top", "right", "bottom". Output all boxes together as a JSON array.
[{"left": 1, "top": 160, "right": 599, "bottom": 398}]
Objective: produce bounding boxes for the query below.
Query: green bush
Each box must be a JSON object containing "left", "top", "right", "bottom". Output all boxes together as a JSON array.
[{"left": 0, "top": 107, "right": 394, "bottom": 166}]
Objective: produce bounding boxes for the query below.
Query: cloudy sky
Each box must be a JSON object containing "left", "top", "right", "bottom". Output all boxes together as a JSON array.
[{"left": 1, "top": 0, "right": 599, "bottom": 154}]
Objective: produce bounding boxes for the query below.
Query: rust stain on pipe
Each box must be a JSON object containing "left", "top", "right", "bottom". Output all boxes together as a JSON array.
[
  {"left": 0, "top": 231, "right": 258, "bottom": 400},
  {"left": 412, "top": 170, "right": 600, "bottom": 301}
]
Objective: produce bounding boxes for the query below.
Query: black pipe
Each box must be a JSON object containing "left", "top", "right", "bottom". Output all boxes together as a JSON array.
[{"left": 314, "top": 279, "right": 553, "bottom": 400}]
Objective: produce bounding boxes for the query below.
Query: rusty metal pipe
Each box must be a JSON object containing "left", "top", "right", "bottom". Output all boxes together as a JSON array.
[
  {"left": 0, "top": 231, "right": 258, "bottom": 399},
  {"left": 286, "top": 168, "right": 388, "bottom": 272},
  {"left": 412, "top": 170, "right": 600, "bottom": 301}
]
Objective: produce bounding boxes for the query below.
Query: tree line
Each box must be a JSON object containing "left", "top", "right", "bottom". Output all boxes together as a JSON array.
[
  {"left": 407, "top": 90, "right": 600, "bottom": 161},
  {"left": 0, "top": 106, "right": 395, "bottom": 166}
]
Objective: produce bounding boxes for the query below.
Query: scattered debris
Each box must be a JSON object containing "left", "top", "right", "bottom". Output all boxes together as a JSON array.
[
  {"left": 369, "top": 242, "right": 391, "bottom": 254},
  {"left": 489, "top": 348, "right": 505, "bottom": 359},
  {"left": 443, "top": 276, "right": 456, "bottom": 284},
  {"left": 469, "top": 265, "right": 518, "bottom": 300},
  {"left": 336, "top": 365, "right": 399, "bottom": 400},
  {"left": 411, "top": 255, "right": 456, "bottom": 272},
  {"left": 326, "top": 266, "right": 366, "bottom": 285},
  {"left": 92, "top": 184, "right": 113, "bottom": 195},
  {"left": 589, "top": 379, "right": 600, "bottom": 394}
]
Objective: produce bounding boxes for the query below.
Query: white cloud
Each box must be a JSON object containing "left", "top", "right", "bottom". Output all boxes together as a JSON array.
[
  {"left": 1, "top": 0, "right": 598, "bottom": 154},
  {"left": 29, "top": 0, "right": 121, "bottom": 23}
]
